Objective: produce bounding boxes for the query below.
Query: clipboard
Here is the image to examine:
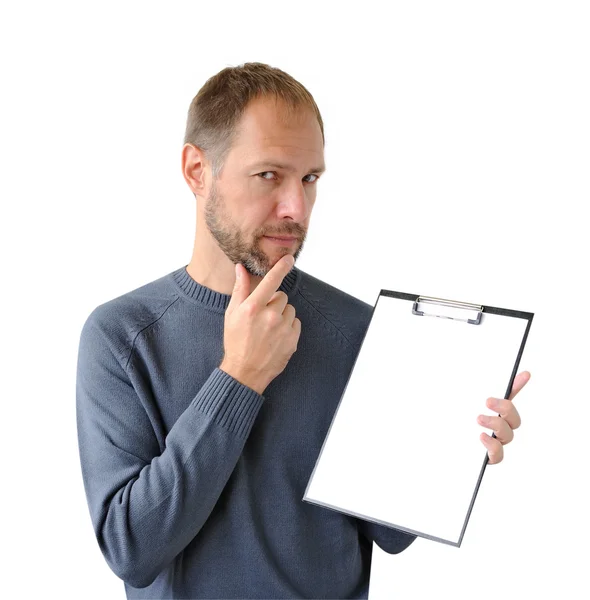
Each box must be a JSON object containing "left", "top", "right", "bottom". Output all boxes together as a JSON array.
[{"left": 303, "top": 290, "right": 534, "bottom": 547}]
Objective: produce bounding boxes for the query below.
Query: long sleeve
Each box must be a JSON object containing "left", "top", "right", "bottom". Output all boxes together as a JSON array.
[
  {"left": 75, "top": 312, "right": 264, "bottom": 589},
  {"left": 357, "top": 519, "right": 417, "bottom": 554}
]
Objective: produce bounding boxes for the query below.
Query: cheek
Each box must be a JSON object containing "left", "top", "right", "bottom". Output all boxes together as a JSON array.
[{"left": 242, "top": 209, "right": 273, "bottom": 240}]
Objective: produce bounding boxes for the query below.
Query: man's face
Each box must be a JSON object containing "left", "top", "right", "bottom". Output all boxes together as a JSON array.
[{"left": 203, "top": 95, "right": 325, "bottom": 278}]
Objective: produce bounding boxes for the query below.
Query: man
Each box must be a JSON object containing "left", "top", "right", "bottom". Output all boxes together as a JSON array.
[{"left": 76, "top": 62, "right": 530, "bottom": 599}]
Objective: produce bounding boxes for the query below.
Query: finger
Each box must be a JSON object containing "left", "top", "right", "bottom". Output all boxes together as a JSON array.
[
  {"left": 486, "top": 397, "right": 522, "bottom": 430},
  {"left": 267, "top": 290, "right": 290, "bottom": 314},
  {"left": 227, "top": 262, "right": 251, "bottom": 313},
  {"left": 480, "top": 432, "right": 504, "bottom": 464},
  {"left": 508, "top": 371, "right": 531, "bottom": 401},
  {"left": 477, "top": 414, "right": 514, "bottom": 444},
  {"left": 278, "top": 302, "right": 296, "bottom": 325},
  {"left": 247, "top": 254, "right": 295, "bottom": 311}
]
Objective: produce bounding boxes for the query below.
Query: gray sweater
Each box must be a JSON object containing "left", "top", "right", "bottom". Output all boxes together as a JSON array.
[{"left": 76, "top": 264, "right": 416, "bottom": 599}]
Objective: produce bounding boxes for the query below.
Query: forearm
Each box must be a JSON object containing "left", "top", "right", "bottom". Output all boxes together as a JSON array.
[{"left": 78, "top": 363, "right": 263, "bottom": 589}]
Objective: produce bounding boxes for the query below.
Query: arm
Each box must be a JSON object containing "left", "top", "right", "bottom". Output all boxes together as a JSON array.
[
  {"left": 357, "top": 519, "right": 417, "bottom": 554},
  {"left": 75, "top": 312, "right": 263, "bottom": 588}
]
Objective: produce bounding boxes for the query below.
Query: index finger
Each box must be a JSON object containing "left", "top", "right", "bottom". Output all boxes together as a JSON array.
[
  {"left": 246, "top": 254, "right": 295, "bottom": 310},
  {"left": 508, "top": 371, "right": 531, "bottom": 401}
]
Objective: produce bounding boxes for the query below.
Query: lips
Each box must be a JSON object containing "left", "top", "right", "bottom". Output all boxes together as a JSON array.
[{"left": 264, "top": 235, "right": 299, "bottom": 244}]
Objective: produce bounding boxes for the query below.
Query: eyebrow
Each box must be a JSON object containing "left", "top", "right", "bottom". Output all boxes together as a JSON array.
[{"left": 249, "top": 161, "right": 326, "bottom": 174}]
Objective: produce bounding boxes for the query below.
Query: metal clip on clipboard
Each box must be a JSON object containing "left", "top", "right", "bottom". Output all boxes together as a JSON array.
[{"left": 412, "top": 296, "right": 484, "bottom": 325}]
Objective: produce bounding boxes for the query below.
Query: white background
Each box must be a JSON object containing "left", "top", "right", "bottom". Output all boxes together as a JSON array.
[{"left": 1, "top": 1, "right": 588, "bottom": 598}]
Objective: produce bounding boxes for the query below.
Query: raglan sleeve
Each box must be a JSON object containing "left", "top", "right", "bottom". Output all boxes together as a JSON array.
[{"left": 75, "top": 308, "right": 264, "bottom": 589}]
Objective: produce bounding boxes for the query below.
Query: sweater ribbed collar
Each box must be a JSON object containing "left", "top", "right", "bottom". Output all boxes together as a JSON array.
[{"left": 170, "top": 264, "right": 300, "bottom": 311}]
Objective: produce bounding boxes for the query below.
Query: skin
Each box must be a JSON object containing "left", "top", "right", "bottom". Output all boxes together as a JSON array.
[
  {"left": 182, "top": 94, "right": 324, "bottom": 296},
  {"left": 180, "top": 93, "right": 530, "bottom": 464},
  {"left": 479, "top": 370, "right": 530, "bottom": 464}
]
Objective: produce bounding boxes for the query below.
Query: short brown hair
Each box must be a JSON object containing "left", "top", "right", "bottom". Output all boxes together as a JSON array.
[{"left": 183, "top": 62, "right": 325, "bottom": 179}]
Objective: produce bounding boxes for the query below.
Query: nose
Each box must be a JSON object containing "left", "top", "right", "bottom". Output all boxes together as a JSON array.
[{"left": 275, "top": 181, "right": 313, "bottom": 223}]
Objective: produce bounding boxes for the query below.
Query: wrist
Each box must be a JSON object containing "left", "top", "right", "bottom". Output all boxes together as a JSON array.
[{"left": 219, "top": 361, "right": 266, "bottom": 395}]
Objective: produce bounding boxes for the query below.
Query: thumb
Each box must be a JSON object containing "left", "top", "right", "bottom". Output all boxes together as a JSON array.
[{"left": 227, "top": 262, "right": 249, "bottom": 311}]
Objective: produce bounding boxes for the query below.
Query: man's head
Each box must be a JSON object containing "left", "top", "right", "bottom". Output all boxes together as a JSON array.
[{"left": 181, "top": 62, "right": 325, "bottom": 278}]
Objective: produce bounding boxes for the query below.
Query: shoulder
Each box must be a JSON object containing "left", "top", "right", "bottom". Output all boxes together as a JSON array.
[
  {"left": 79, "top": 269, "right": 180, "bottom": 367},
  {"left": 295, "top": 268, "right": 374, "bottom": 351}
]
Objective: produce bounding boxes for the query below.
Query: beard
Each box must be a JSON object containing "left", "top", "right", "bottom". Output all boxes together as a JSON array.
[{"left": 204, "top": 179, "right": 307, "bottom": 277}]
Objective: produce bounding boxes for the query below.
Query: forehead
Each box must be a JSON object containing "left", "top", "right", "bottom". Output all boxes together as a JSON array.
[{"left": 230, "top": 95, "right": 324, "bottom": 161}]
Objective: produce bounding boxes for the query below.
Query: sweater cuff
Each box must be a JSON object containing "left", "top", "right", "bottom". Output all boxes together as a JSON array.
[{"left": 191, "top": 368, "right": 264, "bottom": 439}]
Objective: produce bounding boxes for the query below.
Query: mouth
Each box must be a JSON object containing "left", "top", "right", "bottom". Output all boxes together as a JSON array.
[{"left": 264, "top": 236, "right": 299, "bottom": 245}]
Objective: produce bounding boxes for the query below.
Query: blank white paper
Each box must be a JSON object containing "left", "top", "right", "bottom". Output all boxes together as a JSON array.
[{"left": 303, "top": 293, "right": 530, "bottom": 545}]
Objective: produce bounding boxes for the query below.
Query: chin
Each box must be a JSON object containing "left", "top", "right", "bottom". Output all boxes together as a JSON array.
[{"left": 277, "top": 251, "right": 295, "bottom": 263}]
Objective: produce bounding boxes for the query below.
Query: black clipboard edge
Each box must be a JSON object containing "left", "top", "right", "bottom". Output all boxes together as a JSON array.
[
  {"left": 458, "top": 307, "right": 535, "bottom": 546},
  {"left": 380, "top": 289, "right": 534, "bottom": 322}
]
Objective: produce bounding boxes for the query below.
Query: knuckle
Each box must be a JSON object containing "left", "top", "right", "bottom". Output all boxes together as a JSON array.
[
  {"left": 243, "top": 303, "right": 257, "bottom": 318},
  {"left": 273, "top": 291, "right": 288, "bottom": 303},
  {"left": 499, "top": 419, "right": 513, "bottom": 441},
  {"left": 266, "top": 311, "right": 282, "bottom": 327}
]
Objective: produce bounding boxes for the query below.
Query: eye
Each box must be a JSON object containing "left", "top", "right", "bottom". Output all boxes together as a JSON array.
[
  {"left": 256, "top": 172, "right": 320, "bottom": 183},
  {"left": 303, "top": 174, "right": 320, "bottom": 183}
]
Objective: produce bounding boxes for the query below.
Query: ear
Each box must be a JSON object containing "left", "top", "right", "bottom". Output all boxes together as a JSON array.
[{"left": 181, "top": 143, "right": 210, "bottom": 198}]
